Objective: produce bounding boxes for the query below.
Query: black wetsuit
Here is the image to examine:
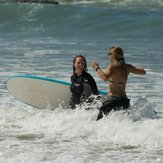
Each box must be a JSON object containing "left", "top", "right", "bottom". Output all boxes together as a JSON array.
[
  {"left": 70, "top": 71, "right": 99, "bottom": 109},
  {"left": 97, "top": 96, "right": 130, "bottom": 120}
]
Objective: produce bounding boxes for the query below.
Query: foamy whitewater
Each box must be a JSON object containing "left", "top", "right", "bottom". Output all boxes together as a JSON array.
[{"left": 0, "top": 0, "right": 163, "bottom": 162}]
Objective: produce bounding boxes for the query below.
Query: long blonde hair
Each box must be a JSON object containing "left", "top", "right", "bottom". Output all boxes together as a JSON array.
[{"left": 110, "top": 46, "right": 127, "bottom": 78}]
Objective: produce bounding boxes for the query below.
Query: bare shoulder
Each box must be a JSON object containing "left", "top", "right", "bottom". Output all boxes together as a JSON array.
[
  {"left": 108, "top": 63, "right": 118, "bottom": 69},
  {"left": 106, "top": 63, "right": 113, "bottom": 70},
  {"left": 126, "top": 64, "right": 134, "bottom": 70}
]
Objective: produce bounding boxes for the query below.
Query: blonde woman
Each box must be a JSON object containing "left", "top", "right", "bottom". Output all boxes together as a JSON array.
[{"left": 92, "top": 46, "right": 146, "bottom": 120}]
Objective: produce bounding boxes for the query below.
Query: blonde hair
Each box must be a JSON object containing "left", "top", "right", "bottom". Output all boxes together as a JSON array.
[{"left": 110, "top": 46, "right": 125, "bottom": 63}]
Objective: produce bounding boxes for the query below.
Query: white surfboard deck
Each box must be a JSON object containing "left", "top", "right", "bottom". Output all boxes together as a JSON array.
[{"left": 7, "top": 75, "right": 107, "bottom": 109}]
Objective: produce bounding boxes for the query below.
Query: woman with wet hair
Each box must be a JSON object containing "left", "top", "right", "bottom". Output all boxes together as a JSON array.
[
  {"left": 92, "top": 46, "right": 146, "bottom": 120},
  {"left": 70, "top": 55, "right": 99, "bottom": 109}
]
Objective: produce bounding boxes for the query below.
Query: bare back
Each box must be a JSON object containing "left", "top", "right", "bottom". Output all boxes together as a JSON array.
[
  {"left": 108, "top": 63, "right": 146, "bottom": 98},
  {"left": 108, "top": 63, "right": 128, "bottom": 98}
]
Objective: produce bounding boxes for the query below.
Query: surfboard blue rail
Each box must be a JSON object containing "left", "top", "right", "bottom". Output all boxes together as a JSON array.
[
  {"left": 9, "top": 75, "right": 71, "bottom": 86},
  {"left": 8, "top": 75, "right": 108, "bottom": 95}
]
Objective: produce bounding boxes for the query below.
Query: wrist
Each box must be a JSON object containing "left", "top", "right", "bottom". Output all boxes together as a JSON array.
[{"left": 95, "top": 65, "right": 100, "bottom": 71}]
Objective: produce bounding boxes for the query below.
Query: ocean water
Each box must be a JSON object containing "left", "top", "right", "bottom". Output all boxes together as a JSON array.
[{"left": 0, "top": 0, "right": 163, "bottom": 162}]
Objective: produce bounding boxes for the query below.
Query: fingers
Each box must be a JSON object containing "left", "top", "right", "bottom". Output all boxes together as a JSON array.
[{"left": 91, "top": 62, "right": 99, "bottom": 69}]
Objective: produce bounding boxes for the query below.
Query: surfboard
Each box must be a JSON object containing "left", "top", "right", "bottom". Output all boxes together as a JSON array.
[{"left": 7, "top": 75, "right": 107, "bottom": 109}]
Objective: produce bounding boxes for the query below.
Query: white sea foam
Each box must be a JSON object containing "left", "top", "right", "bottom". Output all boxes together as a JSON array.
[{"left": 0, "top": 94, "right": 163, "bottom": 162}]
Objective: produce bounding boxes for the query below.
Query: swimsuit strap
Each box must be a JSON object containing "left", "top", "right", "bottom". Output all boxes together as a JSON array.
[{"left": 109, "top": 79, "right": 125, "bottom": 85}]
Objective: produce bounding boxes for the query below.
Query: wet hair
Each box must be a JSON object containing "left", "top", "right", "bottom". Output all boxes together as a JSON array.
[
  {"left": 72, "top": 55, "right": 88, "bottom": 75},
  {"left": 110, "top": 46, "right": 127, "bottom": 79}
]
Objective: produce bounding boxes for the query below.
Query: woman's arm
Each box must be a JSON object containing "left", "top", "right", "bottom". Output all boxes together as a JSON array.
[
  {"left": 128, "top": 64, "right": 146, "bottom": 75},
  {"left": 92, "top": 62, "right": 112, "bottom": 81}
]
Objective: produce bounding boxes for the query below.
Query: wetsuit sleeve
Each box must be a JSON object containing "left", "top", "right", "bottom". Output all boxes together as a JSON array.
[{"left": 87, "top": 74, "right": 99, "bottom": 95}]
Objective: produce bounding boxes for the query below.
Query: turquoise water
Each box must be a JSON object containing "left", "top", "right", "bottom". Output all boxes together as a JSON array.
[{"left": 0, "top": 1, "right": 163, "bottom": 162}]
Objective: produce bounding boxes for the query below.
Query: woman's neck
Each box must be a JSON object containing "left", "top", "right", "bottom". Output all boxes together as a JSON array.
[
  {"left": 75, "top": 70, "right": 83, "bottom": 76},
  {"left": 112, "top": 60, "right": 119, "bottom": 65}
]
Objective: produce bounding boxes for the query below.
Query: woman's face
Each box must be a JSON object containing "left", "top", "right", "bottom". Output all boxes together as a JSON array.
[{"left": 74, "top": 57, "right": 85, "bottom": 72}]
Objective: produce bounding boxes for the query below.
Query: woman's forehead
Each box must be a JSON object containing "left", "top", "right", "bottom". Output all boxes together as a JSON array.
[{"left": 76, "top": 57, "right": 85, "bottom": 62}]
